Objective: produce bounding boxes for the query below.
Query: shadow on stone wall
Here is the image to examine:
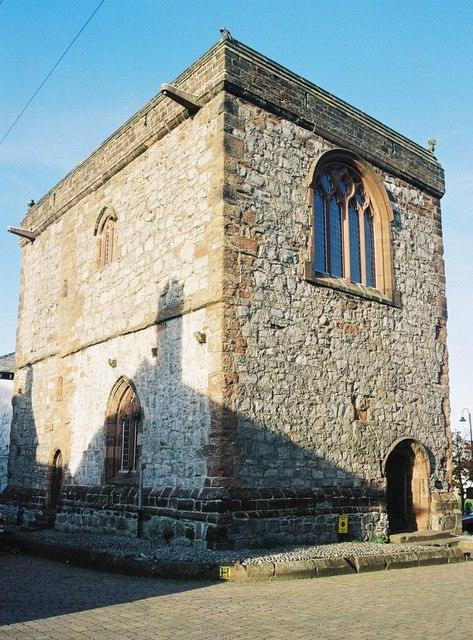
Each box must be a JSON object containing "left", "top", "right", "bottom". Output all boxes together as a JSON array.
[
  {"left": 59, "top": 280, "right": 386, "bottom": 548},
  {"left": 2, "top": 365, "right": 75, "bottom": 528},
  {"left": 1, "top": 280, "right": 393, "bottom": 549}
]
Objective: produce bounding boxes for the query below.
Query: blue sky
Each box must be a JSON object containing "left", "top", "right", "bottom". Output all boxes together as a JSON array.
[{"left": 1, "top": 0, "right": 472, "bottom": 435}]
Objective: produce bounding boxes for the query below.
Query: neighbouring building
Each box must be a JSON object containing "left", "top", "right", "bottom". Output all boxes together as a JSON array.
[
  {"left": 0, "top": 353, "right": 14, "bottom": 491},
  {"left": 1, "top": 35, "right": 460, "bottom": 547}
]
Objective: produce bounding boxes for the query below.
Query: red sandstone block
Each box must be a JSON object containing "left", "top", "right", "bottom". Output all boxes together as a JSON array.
[{"left": 313, "top": 558, "right": 354, "bottom": 577}]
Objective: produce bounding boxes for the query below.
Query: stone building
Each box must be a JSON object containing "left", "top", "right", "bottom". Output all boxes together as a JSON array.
[
  {"left": 0, "top": 353, "right": 14, "bottom": 491},
  {"left": 1, "top": 36, "right": 460, "bottom": 547}
]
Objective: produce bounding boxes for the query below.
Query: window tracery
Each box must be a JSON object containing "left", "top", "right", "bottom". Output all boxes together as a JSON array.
[
  {"left": 307, "top": 150, "right": 396, "bottom": 304},
  {"left": 104, "top": 378, "right": 141, "bottom": 482},
  {"left": 313, "top": 164, "right": 377, "bottom": 287}
]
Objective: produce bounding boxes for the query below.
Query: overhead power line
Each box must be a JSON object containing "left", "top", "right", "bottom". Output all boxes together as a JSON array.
[{"left": 0, "top": 0, "right": 105, "bottom": 146}]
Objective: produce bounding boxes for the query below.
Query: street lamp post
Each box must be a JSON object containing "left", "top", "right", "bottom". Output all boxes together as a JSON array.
[{"left": 459, "top": 408, "right": 473, "bottom": 461}]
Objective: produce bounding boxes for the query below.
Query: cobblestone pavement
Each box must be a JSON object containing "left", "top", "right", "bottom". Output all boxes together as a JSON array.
[{"left": 1, "top": 553, "right": 472, "bottom": 640}]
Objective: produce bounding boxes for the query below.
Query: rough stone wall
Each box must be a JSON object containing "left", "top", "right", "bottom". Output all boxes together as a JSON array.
[
  {"left": 16, "top": 95, "right": 224, "bottom": 367},
  {"left": 0, "top": 379, "right": 13, "bottom": 490},
  {"left": 222, "top": 42, "right": 444, "bottom": 196},
  {"left": 223, "top": 96, "right": 450, "bottom": 496},
  {"left": 9, "top": 93, "right": 226, "bottom": 494},
  {"left": 4, "top": 38, "right": 456, "bottom": 545}
]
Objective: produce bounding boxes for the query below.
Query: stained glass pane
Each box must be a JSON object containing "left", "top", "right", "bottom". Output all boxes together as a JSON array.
[
  {"left": 349, "top": 203, "right": 361, "bottom": 284},
  {"left": 319, "top": 172, "right": 331, "bottom": 193},
  {"left": 328, "top": 196, "right": 343, "bottom": 277},
  {"left": 314, "top": 190, "right": 326, "bottom": 272},
  {"left": 364, "top": 210, "right": 376, "bottom": 287}
]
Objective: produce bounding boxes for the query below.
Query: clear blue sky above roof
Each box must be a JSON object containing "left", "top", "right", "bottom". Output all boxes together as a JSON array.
[{"left": 0, "top": 0, "right": 472, "bottom": 434}]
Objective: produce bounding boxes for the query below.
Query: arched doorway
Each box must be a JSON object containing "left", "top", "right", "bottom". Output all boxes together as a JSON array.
[
  {"left": 46, "top": 449, "right": 63, "bottom": 524},
  {"left": 384, "top": 439, "right": 430, "bottom": 533}
]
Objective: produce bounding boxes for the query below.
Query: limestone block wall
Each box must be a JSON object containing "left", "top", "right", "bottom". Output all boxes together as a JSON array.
[
  {"left": 67, "top": 311, "right": 211, "bottom": 488},
  {"left": 15, "top": 95, "right": 224, "bottom": 367},
  {"left": 9, "top": 92, "right": 226, "bottom": 494},
  {"left": 9, "top": 312, "right": 211, "bottom": 490},
  {"left": 223, "top": 97, "right": 450, "bottom": 493},
  {"left": 0, "top": 379, "right": 13, "bottom": 490}
]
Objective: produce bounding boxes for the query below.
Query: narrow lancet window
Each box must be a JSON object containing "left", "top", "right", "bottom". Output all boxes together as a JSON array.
[
  {"left": 314, "top": 189, "right": 326, "bottom": 273},
  {"left": 95, "top": 207, "right": 117, "bottom": 269},
  {"left": 349, "top": 202, "right": 361, "bottom": 284},
  {"left": 328, "top": 196, "right": 343, "bottom": 277},
  {"left": 364, "top": 209, "right": 376, "bottom": 288},
  {"left": 104, "top": 378, "right": 141, "bottom": 481}
]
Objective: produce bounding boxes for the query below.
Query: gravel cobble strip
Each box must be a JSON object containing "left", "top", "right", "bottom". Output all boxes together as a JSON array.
[{"left": 5, "top": 528, "right": 435, "bottom": 566}]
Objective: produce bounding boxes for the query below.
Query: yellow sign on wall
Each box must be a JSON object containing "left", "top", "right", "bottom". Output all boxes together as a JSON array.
[
  {"left": 338, "top": 515, "right": 348, "bottom": 534},
  {"left": 219, "top": 566, "right": 232, "bottom": 580}
]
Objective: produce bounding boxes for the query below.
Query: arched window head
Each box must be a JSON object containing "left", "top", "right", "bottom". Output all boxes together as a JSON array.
[
  {"left": 94, "top": 206, "right": 118, "bottom": 269},
  {"left": 104, "top": 377, "right": 142, "bottom": 482},
  {"left": 308, "top": 150, "right": 395, "bottom": 301}
]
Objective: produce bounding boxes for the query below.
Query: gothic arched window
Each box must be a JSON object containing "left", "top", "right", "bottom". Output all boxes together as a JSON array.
[
  {"left": 308, "top": 151, "right": 395, "bottom": 301},
  {"left": 94, "top": 206, "right": 118, "bottom": 269},
  {"left": 313, "top": 164, "right": 377, "bottom": 287},
  {"left": 104, "top": 377, "right": 142, "bottom": 482}
]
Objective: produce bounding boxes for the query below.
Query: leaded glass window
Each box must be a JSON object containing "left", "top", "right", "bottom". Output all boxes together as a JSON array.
[
  {"left": 314, "top": 190, "right": 326, "bottom": 273},
  {"left": 104, "top": 378, "right": 141, "bottom": 481},
  {"left": 328, "top": 196, "right": 343, "bottom": 277},
  {"left": 313, "top": 164, "right": 377, "bottom": 288},
  {"left": 121, "top": 417, "right": 130, "bottom": 471},
  {"left": 349, "top": 202, "right": 361, "bottom": 284},
  {"left": 364, "top": 209, "right": 376, "bottom": 288}
]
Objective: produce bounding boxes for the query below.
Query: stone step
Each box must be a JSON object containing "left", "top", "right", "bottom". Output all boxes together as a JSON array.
[
  {"left": 390, "top": 530, "right": 461, "bottom": 546},
  {"left": 458, "top": 537, "right": 473, "bottom": 557}
]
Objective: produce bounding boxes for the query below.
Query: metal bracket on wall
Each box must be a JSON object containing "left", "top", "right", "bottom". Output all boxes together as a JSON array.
[{"left": 161, "top": 84, "right": 203, "bottom": 113}]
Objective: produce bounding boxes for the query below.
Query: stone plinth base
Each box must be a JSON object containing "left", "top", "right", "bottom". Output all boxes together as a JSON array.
[
  {"left": 1, "top": 483, "right": 386, "bottom": 549},
  {"left": 429, "top": 492, "right": 462, "bottom": 534},
  {"left": 2, "top": 485, "right": 460, "bottom": 549}
]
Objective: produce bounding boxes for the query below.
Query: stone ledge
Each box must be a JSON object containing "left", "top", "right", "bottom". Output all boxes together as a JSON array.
[
  {"left": 5, "top": 529, "right": 467, "bottom": 583},
  {"left": 383, "top": 552, "right": 419, "bottom": 570},
  {"left": 346, "top": 555, "right": 386, "bottom": 573},
  {"left": 303, "top": 264, "right": 402, "bottom": 308}
]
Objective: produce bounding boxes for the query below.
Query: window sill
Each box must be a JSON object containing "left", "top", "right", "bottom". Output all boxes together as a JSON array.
[
  {"left": 304, "top": 262, "right": 401, "bottom": 308},
  {"left": 108, "top": 472, "right": 139, "bottom": 485}
]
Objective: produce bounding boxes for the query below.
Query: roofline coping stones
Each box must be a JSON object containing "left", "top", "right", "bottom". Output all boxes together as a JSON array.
[{"left": 19, "top": 37, "right": 444, "bottom": 237}]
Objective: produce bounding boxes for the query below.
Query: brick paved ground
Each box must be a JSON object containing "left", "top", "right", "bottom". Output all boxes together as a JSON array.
[{"left": 1, "top": 553, "right": 472, "bottom": 640}]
